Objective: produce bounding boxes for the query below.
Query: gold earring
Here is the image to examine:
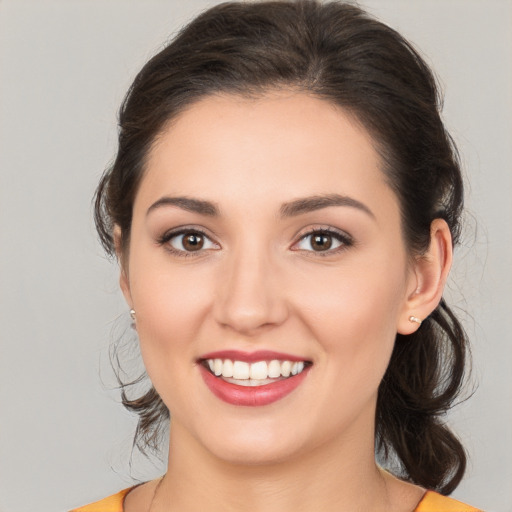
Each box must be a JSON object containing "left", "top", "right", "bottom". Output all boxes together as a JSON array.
[
  {"left": 130, "top": 309, "right": 136, "bottom": 320},
  {"left": 409, "top": 316, "right": 422, "bottom": 325}
]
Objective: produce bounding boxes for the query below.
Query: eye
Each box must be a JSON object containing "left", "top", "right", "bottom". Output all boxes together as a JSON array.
[
  {"left": 159, "top": 229, "right": 219, "bottom": 254},
  {"left": 294, "top": 229, "right": 352, "bottom": 253}
]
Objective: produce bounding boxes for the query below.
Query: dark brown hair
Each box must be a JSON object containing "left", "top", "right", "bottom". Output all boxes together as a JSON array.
[{"left": 95, "top": 0, "right": 469, "bottom": 494}]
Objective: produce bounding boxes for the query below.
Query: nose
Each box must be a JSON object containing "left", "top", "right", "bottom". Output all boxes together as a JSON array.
[{"left": 213, "top": 246, "right": 288, "bottom": 336}]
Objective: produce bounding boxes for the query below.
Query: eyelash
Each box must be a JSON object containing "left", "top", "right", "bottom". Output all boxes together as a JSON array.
[{"left": 157, "top": 226, "right": 354, "bottom": 257}]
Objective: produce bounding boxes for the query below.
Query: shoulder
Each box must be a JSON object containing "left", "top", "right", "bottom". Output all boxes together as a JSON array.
[
  {"left": 69, "top": 487, "right": 134, "bottom": 512},
  {"left": 415, "top": 490, "right": 483, "bottom": 512}
]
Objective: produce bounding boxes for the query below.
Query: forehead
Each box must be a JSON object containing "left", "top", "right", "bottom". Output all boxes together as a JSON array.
[{"left": 137, "top": 91, "right": 397, "bottom": 220}]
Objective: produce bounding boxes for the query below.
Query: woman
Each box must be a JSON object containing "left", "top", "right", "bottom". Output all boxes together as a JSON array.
[{"left": 72, "top": 1, "right": 481, "bottom": 510}]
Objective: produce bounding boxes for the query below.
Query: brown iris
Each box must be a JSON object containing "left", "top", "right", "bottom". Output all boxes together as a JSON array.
[
  {"left": 182, "top": 232, "right": 204, "bottom": 251},
  {"left": 311, "top": 233, "right": 333, "bottom": 251}
]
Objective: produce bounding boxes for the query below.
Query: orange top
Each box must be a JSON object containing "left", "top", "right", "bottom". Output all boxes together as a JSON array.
[
  {"left": 415, "top": 491, "right": 482, "bottom": 512},
  {"left": 70, "top": 487, "right": 483, "bottom": 512}
]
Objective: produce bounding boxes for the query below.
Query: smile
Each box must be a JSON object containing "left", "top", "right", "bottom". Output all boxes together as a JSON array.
[{"left": 198, "top": 351, "right": 312, "bottom": 406}]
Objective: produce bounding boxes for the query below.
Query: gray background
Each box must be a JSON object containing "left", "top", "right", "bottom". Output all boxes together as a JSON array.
[{"left": 1, "top": 1, "right": 511, "bottom": 511}]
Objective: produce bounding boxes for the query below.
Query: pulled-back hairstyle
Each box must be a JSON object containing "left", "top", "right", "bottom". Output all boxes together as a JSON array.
[{"left": 95, "top": 0, "right": 468, "bottom": 494}]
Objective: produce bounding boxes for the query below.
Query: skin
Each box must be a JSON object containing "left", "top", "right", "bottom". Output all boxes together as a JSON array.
[{"left": 118, "top": 91, "right": 452, "bottom": 512}]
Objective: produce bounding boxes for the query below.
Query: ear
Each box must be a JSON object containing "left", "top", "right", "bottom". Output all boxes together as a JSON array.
[
  {"left": 397, "top": 219, "right": 453, "bottom": 335},
  {"left": 113, "top": 225, "right": 133, "bottom": 308}
]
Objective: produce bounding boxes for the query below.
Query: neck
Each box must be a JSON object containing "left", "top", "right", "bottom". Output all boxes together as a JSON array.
[{"left": 151, "top": 421, "right": 393, "bottom": 512}]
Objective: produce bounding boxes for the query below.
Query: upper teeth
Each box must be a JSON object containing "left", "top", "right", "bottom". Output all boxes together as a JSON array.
[{"left": 207, "top": 359, "right": 306, "bottom": 380}]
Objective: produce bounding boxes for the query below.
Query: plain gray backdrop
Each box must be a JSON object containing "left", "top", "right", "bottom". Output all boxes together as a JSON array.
[{"left": 1, "top": 1, "right": 511, "bottom": 511}]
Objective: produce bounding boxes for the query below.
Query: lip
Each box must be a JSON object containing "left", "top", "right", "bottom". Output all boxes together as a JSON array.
[
  {"left": 199, "top": 350, "right": 308, "bottom": 363},
  {"left": 198, "top": 363, "right": 311, "bottom": 406}
]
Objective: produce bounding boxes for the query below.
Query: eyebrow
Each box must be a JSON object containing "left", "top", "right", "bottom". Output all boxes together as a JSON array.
[
  {"left": 147, "top": 196, "right": 219, "bottom": 216},
  {"left": 280, "top": 194, "right": 375, "bottom": 219},
  {"left": 146, "top": 193, "right": 374, "bottom": 219}
]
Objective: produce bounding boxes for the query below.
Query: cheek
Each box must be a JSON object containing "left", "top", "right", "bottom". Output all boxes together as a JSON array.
[
  {"left": 290, "top": 264, "right": 406, "bottom": 428},
  {"left": 128, "top": 256, "right": 215, "bottom": 384},
  {"left": 292, "top": 260, "right": 407, "bottom": 387},
  {"left": 296, "top": 262, "right": 406, "bottom": 339}
]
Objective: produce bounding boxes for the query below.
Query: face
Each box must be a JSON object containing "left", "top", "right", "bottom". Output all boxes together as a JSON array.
[{"left": 120, "top": 92, "right": 419, "bottom": 465}]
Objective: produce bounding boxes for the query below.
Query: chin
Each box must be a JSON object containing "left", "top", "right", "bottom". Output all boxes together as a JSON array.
[
  {"left": 210, "top": 440, "right": 302, "bottom": 467},
  {"left": 196, "top": 420, "right": 308, "bottom": 467}
]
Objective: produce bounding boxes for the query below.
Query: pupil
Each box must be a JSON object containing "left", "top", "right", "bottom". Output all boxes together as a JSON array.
[
  {"left": 312, "top": 234, "right": 332, "bottom": 251},
  {"left": 183, "top": 233, "right": 203, "bottom": 251}
]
